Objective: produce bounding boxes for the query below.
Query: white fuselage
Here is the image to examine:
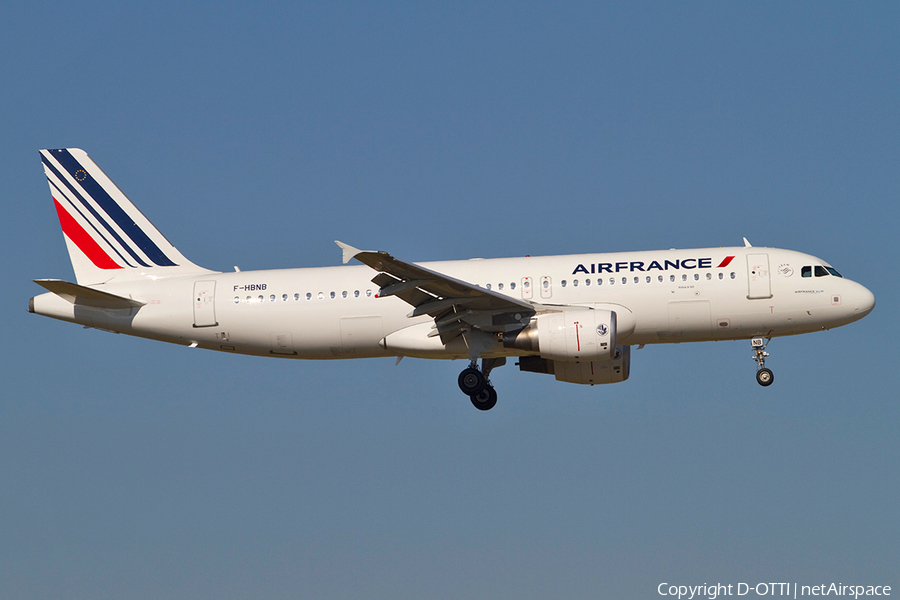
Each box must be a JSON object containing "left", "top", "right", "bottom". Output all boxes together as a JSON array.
[{"left": 31, "top": 246, "right": 875, "bottom": 361}]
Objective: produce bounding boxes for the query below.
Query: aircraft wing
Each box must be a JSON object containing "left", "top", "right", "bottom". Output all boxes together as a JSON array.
[{"left": 336, "top": 241, "right": 535, "bottom": 342}]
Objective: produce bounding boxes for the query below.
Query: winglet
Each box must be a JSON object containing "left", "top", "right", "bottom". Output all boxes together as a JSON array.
[
  {"left": 743, "top": 237, "right": 752, "bottom": 247},
  {"left": 335, "top": 240, "right": 362, "bottom": 264}
]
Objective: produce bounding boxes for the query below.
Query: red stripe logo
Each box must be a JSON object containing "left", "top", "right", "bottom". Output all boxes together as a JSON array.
[
  {"left": 54, "top": 199, "right": 122, "bottom": 270},
  {"left": 716, "top": 256, "right": 735, "bottom": 268}
]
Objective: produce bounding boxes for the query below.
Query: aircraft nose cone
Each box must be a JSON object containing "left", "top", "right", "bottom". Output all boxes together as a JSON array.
[{"left": 855, "top": 285, "right": 875, "bottom": 317}]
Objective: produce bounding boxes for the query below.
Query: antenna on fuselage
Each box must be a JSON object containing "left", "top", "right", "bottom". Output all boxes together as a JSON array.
[{"left": 743, "top": 237, "right": 752, "bottom": 247}]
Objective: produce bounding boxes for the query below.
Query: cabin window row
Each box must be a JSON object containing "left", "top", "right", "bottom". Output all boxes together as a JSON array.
[
  {"left": 482, "top": 272, "right": 737, "bottom": 290},
  {"left": 233, "top": 289, "right": 375, "bottom": 304},
  {"left": 232, "top": 269, "right": 742, "bottom": 304}
]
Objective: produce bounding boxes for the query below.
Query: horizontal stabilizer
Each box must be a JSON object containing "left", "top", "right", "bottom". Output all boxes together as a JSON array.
[{"left": 34, "top": 279, "right": 145, "bottom": 309}]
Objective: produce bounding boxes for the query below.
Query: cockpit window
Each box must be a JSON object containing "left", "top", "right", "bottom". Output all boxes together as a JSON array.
[
  {"left": 815, "top": 266, "right": 829, "bottom": 277},
  {"left": 801, "top": 266, "right": 812, "bottom": 278},
  {"left": 825, "top": 267, "right": 843, "bottom": 278}
]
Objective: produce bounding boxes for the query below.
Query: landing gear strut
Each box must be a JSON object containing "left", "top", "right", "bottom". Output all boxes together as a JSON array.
[
  {"left": 751, "top": 337, "right": 774, "bottom": 387},
  {"left": 458, "top": 358, "right": 505, "bottom": 410}
]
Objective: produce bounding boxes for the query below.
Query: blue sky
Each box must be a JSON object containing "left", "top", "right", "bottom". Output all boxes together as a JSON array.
[{"left": 2, "top": 2, "right": 898, "bottom": 598}]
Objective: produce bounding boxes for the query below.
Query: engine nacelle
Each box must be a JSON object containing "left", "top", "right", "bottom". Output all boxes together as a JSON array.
[
  {"left": 518, "top": 345, "right": 631, "bottom": 385},
  {"left": 503, "top": 309, "right": 617, "bottom": 362}
]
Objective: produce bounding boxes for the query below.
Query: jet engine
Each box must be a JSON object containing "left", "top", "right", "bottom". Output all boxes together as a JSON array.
[{"left": 502, "top": 309, "right": 617, "bottom": 362}]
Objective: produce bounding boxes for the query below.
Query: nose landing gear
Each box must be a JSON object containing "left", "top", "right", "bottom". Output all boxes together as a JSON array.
[
  {"left": 458, "top": 357, "right": 505, "bottom": 410},
  {"left": 751, "top": 337, "right": 774, "bottom": 387}
]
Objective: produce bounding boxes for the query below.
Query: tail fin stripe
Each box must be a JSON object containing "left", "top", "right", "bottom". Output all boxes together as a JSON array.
[
  {"left": 49, "top": 150, "right": 178, "bottom": 267},
  {"left": 53, "top": 199, "right": 123, "bottom": 270},
  {"left": 48, "top": 178, "right": 137, "bottom": 268},
  {"left": 42, "top": 153, "right": 151, "bottom": 267},
  {"left": 38, "top": 147, "right": 212, "bottom": 285}
]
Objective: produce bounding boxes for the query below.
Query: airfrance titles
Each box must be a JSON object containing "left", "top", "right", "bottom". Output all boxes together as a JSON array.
[{"left": 573, "top": 256, "right": 735, "bottom": 276}]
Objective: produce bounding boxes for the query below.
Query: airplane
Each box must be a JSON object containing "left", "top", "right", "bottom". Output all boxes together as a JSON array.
[{"left": 29, "top": 148, "right": 876, "bottom": 410}]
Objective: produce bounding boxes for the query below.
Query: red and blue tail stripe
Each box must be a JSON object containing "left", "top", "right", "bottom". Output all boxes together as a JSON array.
[
  {"left": 44, "top": 167, "right": 136, "bottom": 269},
  {"left": 40, "top": 148, "right": 210, "bottom": 285},
  {"left": 42, "top": 149, "right": 178, "bottom": 268},
  {"left": 52, "top": 198, "right": 123, "bottom": 270}
]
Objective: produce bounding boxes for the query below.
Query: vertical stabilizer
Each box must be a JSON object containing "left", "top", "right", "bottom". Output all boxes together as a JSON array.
[{"left": 40, "top": 148, "right": 213, "bottom": 285}]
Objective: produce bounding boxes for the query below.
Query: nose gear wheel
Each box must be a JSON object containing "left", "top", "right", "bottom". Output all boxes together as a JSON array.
[{"left": 751, "top": 337, "right": 774, "bottom": 387}]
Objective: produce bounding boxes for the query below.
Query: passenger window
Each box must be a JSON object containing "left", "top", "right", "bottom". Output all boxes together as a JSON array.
[
  {"left": 585, "top": 279, "right": 590, "bottom": 286},
  {"left": 561, "top": 280, "right": 567, "bottom": 287},
  {"left": 342, "top": 291, "right": 348, "bottom": 298},
  {"left": 681, "top": 274, "right": 687, "bottom": 282},
  {"left": 669, "top": 275, "right": 675, "bottom": 282},
  {"left": 573, "top": 279, "right": 578, "bottom": 287},
  {"left": 658, "top": 275, "right": 663, "bottom": 283},
  {"left": 621, "top": 277, "right": 627, "bottom": 285},
  {"left": 317, "top": 292, "right": 324, "bottom": 299},
  {"left": 282, "top": 294, "right": 288, "bottom": 301},
  {"left": 706, "top": 273, "right": 711, "bottom": 280},
  {"left": 233, "top": 296, "right": 240, "bottom": 304},
  {"left": 498, "top": 283, "right": 504, "bottom": 290},
  {"left": 801, "top": 266, "right": 812, "bottom": 277},
  {"left": 366, "top": 290, "right": 373, "bottom": 297},
  {"left": 598, "top": 278, "right": 603, "bottom": 285},
  {"left": 486, "top": 283, "right": 492, "bottom": 290},
  {"left": 730, "top": 272, "right": 736, "bottom": 279},
  {"left": 510, "top": 282, "right": 516, "bottom": 290},
  {"left": 633, "top": 276, "right": 638, "bottom": 284},
  {"left": 693, "top": 274, "right": 699, "bottom": 281},
  {"left": 258, "top": 295, "right": 264, "bottom": 302},
  {"left": 294, "top": 293, "right": 300, "bottom": 301},
  {"left": 354, "top": 290, "right": 360, "bottom": 297},
  {"left": 306, "top": 293, "right": 311, "bottom": 300},
  {"left": 815, "top": 266, "right": 828, "bottom": 277},
  {"left": 609, "top": 278, "right": 615, "bottom": 285},
  {"left": 718, "top": 273, "right": 723, "bottom": 280},
  {"left": 645, "top": 276, "right": 651, "bottom": 283}
]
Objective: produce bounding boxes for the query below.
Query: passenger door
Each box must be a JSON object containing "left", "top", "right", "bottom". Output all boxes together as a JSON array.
[
  {"left": 746, "top": 254, "right": 772, "bottom": 299},
  {"left": 193, "top": 281, "right": 218, "bottom": 327}
]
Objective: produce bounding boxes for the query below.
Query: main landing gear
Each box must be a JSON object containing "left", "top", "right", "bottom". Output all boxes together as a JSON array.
[
  {"left": 458, "top": 358, "right": 505, "bottom": 410},
  {"left": 751, "top": 337, "right": 774, "bottom": 387}
]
